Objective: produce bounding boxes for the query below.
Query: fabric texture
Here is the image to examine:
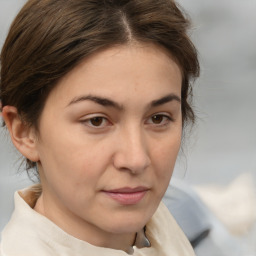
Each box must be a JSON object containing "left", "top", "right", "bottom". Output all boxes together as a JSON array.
[{"left": 0, "top": 186, "right": 195, "bottom": 256}]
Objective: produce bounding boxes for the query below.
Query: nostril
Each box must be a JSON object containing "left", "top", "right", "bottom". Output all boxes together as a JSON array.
[{"left": 113, "top": 149, "right": 151, "bottom": 175}]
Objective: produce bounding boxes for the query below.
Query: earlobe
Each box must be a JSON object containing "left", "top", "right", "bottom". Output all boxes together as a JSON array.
[{"left": 2, "top": 106, "right": 39, "bottom": 162}]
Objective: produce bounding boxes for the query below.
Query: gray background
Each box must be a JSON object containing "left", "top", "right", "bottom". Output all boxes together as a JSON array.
[{"left": 0, "top": 0, "right": 256, "bottom": 253}]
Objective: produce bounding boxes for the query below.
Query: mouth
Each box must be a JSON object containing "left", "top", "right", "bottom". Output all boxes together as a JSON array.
[{"left": 102, "top": 187, "right": 149, "bottom": 205}]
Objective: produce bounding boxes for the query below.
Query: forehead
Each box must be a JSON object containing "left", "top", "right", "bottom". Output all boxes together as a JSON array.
[{"left": 45, "top": 43, "right": 182, "bottom": 108}]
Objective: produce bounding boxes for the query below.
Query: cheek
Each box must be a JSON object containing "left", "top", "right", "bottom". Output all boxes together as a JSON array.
[{"left": 152, "top": 133, "right": 181, "bottom": 179}]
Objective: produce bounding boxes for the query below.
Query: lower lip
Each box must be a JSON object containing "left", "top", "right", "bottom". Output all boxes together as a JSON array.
[{"left": 103, "top": 191, "right": 147, "bottom": 205}]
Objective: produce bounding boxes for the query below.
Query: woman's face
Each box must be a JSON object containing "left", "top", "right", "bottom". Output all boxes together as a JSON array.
[{"left": 34, "top": 43, "right": 182, "bottom": 247}]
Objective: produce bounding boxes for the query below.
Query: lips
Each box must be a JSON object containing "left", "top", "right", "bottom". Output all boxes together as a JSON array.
[{"left": 102, "top": 187, "right": 149, "bottom": 205}]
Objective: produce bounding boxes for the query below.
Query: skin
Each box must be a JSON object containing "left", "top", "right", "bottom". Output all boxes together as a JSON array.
[{"left": 3, "top": 43, "right": 182, "bottom": 252}]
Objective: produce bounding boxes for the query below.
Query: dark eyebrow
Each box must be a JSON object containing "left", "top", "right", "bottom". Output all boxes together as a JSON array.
[
  {"left": 150, "top": 94, "right": 181, "bottom": 107},
  {"left": 67, "top": 95, "right": 123, "bottom": 110},
  {"left": 67, "top": 93, "right": 180, "bottom": 110}
]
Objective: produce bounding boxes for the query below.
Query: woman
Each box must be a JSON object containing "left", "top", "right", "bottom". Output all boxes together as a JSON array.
[{"left": 0, "top": 0, "right": 199, "bottom": 255}]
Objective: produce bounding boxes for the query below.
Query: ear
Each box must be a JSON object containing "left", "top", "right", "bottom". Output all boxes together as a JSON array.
[{"left": 2, "top": 106, "right": 39, "bottom": 162}]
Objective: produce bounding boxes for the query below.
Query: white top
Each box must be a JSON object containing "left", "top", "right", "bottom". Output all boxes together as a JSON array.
[{"left": 0, "top": 186, "right": 195, "bottom": 256}]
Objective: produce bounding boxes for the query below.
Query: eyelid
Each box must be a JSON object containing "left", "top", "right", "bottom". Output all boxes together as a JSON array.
[
  {"left": 145, "top": 112, "right": 174, "bottom": 126},
  {"left": 79, "top": 114, "right": 112, "bottom": 129}
]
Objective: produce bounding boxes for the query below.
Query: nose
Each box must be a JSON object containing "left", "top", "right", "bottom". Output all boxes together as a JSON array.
[{"left": 112, "top": 127, "right": 151, "bottom": 174}]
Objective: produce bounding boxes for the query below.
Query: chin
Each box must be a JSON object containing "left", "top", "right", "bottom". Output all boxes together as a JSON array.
[
  {"left": 104, "top": 210, "right": 152, "bottom": 234},
  {"left": 108, "top": 222, "right": 146, "bottom": 235}
]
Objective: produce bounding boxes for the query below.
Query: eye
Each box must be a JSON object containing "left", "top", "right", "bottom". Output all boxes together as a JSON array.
[
  {"left": 146, "top": 113, "right": 173, "bottom": 126},
  {"left": 89, "top": 117, "right": 105, "bottom": 127},
  {"left": 151, "top": 115, "right": 165, "bottom": 124},
  {"left": 80, "top": 116, "right": 111, "bottom": 128}
]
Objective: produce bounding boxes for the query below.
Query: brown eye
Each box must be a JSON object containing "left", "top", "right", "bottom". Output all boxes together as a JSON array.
[
  {"left": 90, "top": 117, "right": 104, "bottom": 126},
  {"left": 151, "top": 115, "right": 164, "bottom": 124},
  {"left": 80, "top": 115, "right": 111, "bottom": 129},
  {"left": 145, "top": 113, "right": 172, "bottom": 127}
]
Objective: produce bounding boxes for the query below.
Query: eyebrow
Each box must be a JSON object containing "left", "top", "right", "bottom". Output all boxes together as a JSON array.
[
  {"left": 67, "top": 95, "right": 123, "bottom": 110},
  {"left": 67, "top": 93, "right": 181, "bottom": 110},
  {"left": 151, "top": 94, "right": 181, "bottom": 107}
]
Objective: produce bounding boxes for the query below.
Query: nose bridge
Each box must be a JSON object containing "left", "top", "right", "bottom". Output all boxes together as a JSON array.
[{"left": 113, "top": 123, "right": 150, "bottom": 173}]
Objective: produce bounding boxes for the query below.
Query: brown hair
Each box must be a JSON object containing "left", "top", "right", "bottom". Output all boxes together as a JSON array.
[{"left": 0, "top": 0, "right": 199, "bottom": 171}]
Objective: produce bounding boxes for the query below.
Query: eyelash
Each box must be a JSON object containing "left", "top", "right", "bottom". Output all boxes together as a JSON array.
[
  {"left": 145, "top": 113, "right": 173, "bottom": 128},
  {"left": 80, "top": 113, "right": 173, "bottom": 129},
  {"left": 80, "top": 116, "right": 111, "bottom": 129}
]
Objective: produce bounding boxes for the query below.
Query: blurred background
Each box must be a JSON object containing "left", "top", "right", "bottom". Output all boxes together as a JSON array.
[{"left": 0, "top": 0, "right": 255, "bottom": 255}]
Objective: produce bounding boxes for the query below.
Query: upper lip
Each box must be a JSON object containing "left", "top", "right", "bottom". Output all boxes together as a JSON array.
[{"left": 103, "top": 187, "right": 149, "bottom": 193}]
